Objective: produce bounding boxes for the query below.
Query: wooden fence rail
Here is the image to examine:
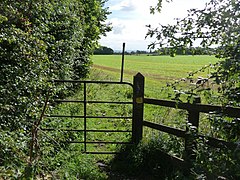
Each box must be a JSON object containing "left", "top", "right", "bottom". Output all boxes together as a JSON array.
[
  {"left": 144, "top": 98, "right": 240, "bottom": 118},
  {"left": 132, "top": 73, "right": 240, "bottom": 171},
  {"left": 143, "top": 98, "right": 239, "bottom": 150}
]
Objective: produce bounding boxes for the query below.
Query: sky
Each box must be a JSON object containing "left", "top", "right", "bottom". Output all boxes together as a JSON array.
[{"left": 99, "top": 0, "right": 209, "bottom": 51}]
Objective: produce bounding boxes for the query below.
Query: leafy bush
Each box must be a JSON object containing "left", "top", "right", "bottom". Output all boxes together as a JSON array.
[
  {"left": 0, "top": 130, "right": 29, "bottom": 178},
  {"left": 0, "top": 0, "right": 110, "bottom": 178},
  {"left": 148, "top": 0, "right": 240, "bottom": 106},
  {"left": 193, "top": 136, "right": 240, "bottom": 179},
  {"left": 146, "top": 1, "right": 240, "bottom": 177}
]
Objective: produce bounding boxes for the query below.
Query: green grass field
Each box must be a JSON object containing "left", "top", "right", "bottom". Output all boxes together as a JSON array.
[
  {"left": 91, "top": 55, "right": 219, "bottom": 98},
  {"left": 38, "top": 55, "right": 234, "bottom": 179},
  {"left": 91, "top": 54, "right": 220, "bottom": 136}
]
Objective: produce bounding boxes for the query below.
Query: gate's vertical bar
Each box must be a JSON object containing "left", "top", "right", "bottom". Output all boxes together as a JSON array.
[
  {"left": 184, "top": 96, "right": 201, "bottom": 173},
  {"left": 132, "top": 73, "right": 145, "bottom": 144},
  {"left": 84, "top": 82, "right": 87, "bottom": 152},
  {"left": 120, "top": 42, "right": 126, "bottom": 82}
]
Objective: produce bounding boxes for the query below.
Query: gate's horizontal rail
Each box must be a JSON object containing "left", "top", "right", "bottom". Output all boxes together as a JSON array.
[
  {"left": 199, "top": 135, "right": 237, "bottom": 150},
  {"left": 44, "top": 79, "right": 135, "bottom": 154},
  {"left": 144, "top": 98, "right": 240, "bottom": 118},
  {"left": 44, "top": 115, "right": 132, "bottom": 119},
  {"left": 143, "top": 121, "right": 237, "bottom": 150},
  {"left": 64, "top": 141, "right": 132, "bottom": 144},
  {"left": 157, "top": 150, "right": 185, "bottom": 169},
  {"left": 50, "top": 79, "right": 133, "bottom": 87},
  {"left": 41, "top": 128, "right": 131, "bottom": 133},
  {"left": 53, "top": 99, "right": 133, "bottom": 104}
]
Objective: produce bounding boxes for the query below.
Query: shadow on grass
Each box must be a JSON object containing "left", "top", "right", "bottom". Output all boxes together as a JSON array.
[{"left": 108, "top": 140, "right": 185, "bottom": 180}]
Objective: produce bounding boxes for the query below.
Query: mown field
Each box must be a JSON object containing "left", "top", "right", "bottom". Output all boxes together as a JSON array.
[
  {"left": 91, "top": 55, "right": 219, "bottom": 98},
  {"left": 44, "top": 54, "right": 218, "bottom": 156},
  {"left": 44, "top": 54, "right": 220, "bottom": 151},
  {"left": 39, "top": 55, "right": 238, "bottom": 179},
  {"left": 91, "top": 54, "right": 220, "bottom": 137}
]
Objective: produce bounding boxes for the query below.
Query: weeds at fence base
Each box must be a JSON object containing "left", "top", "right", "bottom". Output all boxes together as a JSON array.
[{"left": 108, "top": 140, "right": 185, "bottom": 179}]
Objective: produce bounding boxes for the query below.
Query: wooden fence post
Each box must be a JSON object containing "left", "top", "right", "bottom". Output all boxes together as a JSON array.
[
  {"left": 132, "top": 73, "right": 145, "bottom": 144},
  {"left": 184, "top": 96, "right": 201, "bottom": 171}
]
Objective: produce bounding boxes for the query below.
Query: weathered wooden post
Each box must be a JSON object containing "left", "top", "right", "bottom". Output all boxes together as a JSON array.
[
  {"left": 184, "top": 96, "right": 201, "bottom": 172},
  {"left": 132, "top": 73, "right": 145, "bottom": 144}
]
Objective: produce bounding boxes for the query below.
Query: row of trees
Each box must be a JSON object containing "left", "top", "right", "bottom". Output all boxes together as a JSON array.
[
  {"left": 94, "top": 46, "right": 215, "bottom": 55},
  {"left": 94, "top": 45, "right": 114, "bottom": 54},
  {"left": 152, "top": 47, "right": 215, "bottom": 56},
  {"left": 0, "top": 0, "right": 110, "bottom": 178},
  {"left": 93, "top": 47, "right": 149, "bottom": 55}
]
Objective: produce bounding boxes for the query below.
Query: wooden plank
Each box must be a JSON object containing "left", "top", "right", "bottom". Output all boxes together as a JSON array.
[
  {"left": 143, "top": 122, "right": 237, "bottom": 150},
  {"left": 200, "top": 135, "right": 237, "bottom": 150},
  {"left": 143, "top": 121, "right": 186, "bottom": 138},
  {"left": 144, "top": 98, "right": 240, "bottom": 117},
  {"left": 152, "top": 150, "right": 186, "bottom": 169},
  {"left": 184, "top": 97, "right": 201, "bottom": 168},
  {"left": 187, "top": 97, "right": 201, "bottom": 128}
]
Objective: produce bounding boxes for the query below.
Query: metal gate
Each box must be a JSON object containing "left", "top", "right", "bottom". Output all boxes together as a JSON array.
[{"left": 41, "top": 79, "right": 138, "bottom": 154}]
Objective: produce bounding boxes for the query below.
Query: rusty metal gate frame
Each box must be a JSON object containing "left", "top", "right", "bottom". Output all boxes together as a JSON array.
[{"left": 41, "top": 79, "right": 134, "bottom": 154}]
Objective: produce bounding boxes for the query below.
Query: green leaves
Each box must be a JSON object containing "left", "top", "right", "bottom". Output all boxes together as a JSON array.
[
  {"left": 0, "top": 0, "right": 111, "bottom": 127},
  {"left": 147, "top": 0, "right": 240, "bottom": 106},
  {"left": 147, "top": 2, "right": 240, "bottom": 176},
  {"left": 0, "top": 0, "right": 110, "bottom": 178}
]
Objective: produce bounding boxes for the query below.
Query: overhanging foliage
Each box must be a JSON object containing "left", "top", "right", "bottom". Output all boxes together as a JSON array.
[
  {"left": 0, "top": 0, "right": 110, "bottom": 178},
  {"left": 147, "top": 0, "right": 240, "bottom": 106}
]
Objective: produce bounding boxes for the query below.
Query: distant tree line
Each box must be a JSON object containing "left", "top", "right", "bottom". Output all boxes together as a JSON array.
[
  {"left": 94, "top": 46, "right": 216, "bottom": 56},
  {"left": 94, "top": 46, "right": 114, "bottom": 54},
  {"left": 151, "top": 47, "right": 216, "bottom": 56},
  {"left": 130, "top": 50, "right": 149, "bottom": 55}
]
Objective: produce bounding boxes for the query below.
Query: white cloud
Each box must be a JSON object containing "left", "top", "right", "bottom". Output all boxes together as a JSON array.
[
  {"left": 110, "top": 0, "right": 136, "bottom": 11},
  {"left": 100, "top": 0, "right": 210, "bottom": 51},
  {"left": 113, "top": 24, "right": 125, "bottom": 34}
]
